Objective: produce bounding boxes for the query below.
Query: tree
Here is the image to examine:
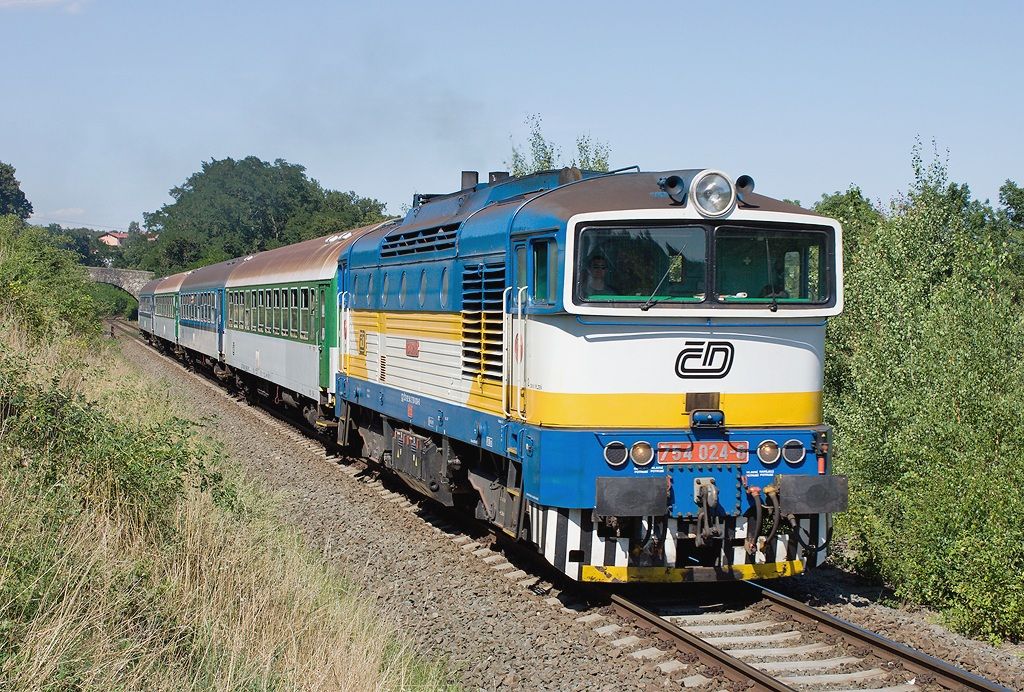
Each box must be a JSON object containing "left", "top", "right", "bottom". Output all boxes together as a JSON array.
[
  {"left": 127, "top": 221, "right": 142, "bottom": 234},
  {"left": 508, "top": 115, "right": 611, "bottom": 176},
  {"left": 0, "top": 161, "right": 33, "bottom": 220},
  {"left": 822, "top": 143, "right": 1024, "bottom": 641},
  {"left": 138, "top": 156, "right": 388, "bottom": 275}
]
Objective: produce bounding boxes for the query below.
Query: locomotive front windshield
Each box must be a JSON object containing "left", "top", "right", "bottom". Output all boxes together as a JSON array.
[
  {"left": 575, "top": 226, "right": 707, "bottom": 303},
  {"left": 575, "top": 225, "right": 831, "bottom": 307}
]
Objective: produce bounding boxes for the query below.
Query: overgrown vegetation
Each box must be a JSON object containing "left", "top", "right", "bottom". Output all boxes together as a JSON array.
[
  {"left": 87, "top": 281, "right": 138, "bottom": 319},
  {"left": 820, "top": 142, "right": 1024, "bottom": 642},
  {"left": 508, "top": 114, "right": 611, "bottom": 176},
  {"left": 0, "top": 213, "right": 453, "bottom": 689}
]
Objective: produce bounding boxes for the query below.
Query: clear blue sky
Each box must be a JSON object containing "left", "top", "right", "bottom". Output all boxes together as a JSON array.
[{"left": 2, "top": 0, "right": 1021, "bottom": 231}]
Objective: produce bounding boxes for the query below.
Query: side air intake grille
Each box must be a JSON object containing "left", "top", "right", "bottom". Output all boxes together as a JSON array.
[
  {"left": 461, "top": 263, "right": 504, "bottom": 382},
  {"left": 380, "top": 224, "right": 458, "bottom": 257}
]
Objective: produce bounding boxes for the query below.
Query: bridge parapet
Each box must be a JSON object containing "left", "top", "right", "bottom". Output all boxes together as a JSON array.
[{"left": 86, "top": 266, "right": 155, "bottom": 298}]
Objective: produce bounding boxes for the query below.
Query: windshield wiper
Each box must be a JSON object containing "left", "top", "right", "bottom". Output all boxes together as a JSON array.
[{"left": 639, "top": 265, "right": 675, "bottom": 311}]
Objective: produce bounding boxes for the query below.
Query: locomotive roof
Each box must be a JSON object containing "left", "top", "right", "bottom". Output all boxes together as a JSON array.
[
  {"left": 348, "top": 168, "right": 829, "bottom": 265},
  {"left": 224, "top": 219, "right": 396, "bottom": 287},
  {"left": 509, "top": 170, "right": 824, "bottom": 227}
]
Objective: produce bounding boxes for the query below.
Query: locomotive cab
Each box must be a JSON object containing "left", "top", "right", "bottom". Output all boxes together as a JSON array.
[{"left": 500, "top": 169, "right": 848, "bottom": 581}]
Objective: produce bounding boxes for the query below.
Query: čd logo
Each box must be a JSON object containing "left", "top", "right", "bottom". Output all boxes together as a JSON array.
[{"left": 675, "top": 341, "right": 734, "bottom": 379}]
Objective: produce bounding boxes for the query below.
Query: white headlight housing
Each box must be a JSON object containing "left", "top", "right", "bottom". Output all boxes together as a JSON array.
[{"left": 690, "top": 170, "right": 736, "bottom": 217}]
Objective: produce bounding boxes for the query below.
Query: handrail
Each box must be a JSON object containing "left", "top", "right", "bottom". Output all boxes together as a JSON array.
[
  {"left": 338, "top": 291, "right": 350, "bottom": 374},
  {"left": 515, "top": 286, "right": 528, "bottom": 419},
  {"left": 501, "top": 286, "right": 513, "bottom": 418}
]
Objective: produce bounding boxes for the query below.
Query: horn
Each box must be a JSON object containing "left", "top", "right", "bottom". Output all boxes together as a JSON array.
[
  {"left": 657, "top": 175, "right": 687, "bottom": 204},
  {"left": 736, "top": 174, "right": 755, "bottom": 194}
]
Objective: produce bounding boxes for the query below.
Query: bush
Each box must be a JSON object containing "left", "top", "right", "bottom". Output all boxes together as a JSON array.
[
  {"left": 0, "top": 220, "right": 451, "bottom": 688},
  {"left": 0, "top": 215, "right": 99, "bottom": 338},
  {"left": 822, "top": 146, "right": 1024, "bottom": 641}
]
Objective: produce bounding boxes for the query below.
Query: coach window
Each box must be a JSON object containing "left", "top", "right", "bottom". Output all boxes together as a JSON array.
[
  {"left": 310, "top": 288, "right": 316, "bottom": 339},
  {"left": 439, "top": 267, "right": 448, "bottom": 308},
  {"left": 270, "top": 289, "right": 277, "bottom": 334},
  {"left": 281, "top": 289, "right": 288, "bottom": 335},
  {"left": 300, "top": 288, "right": 309, "bottom": 339},
  {"left": 382, "top": 272, "right": 389, "bottom": 306},
  {"left": 399, "top": 272, "right": 407, "bottom": 308},
  {"left": 277, "top": 289, "right": 283, "bottom": 334},
  {"left": 290, "top": 288, "right": 299, "bottom": 337},
  {"left": 531, "top": 239, "right": 556, "bottom": 304},
  {"left": 367, "top": 273, "right": 375, "bottom": 308},
  {"left": 271, "top": 290, "right": 277, "bottom": 333},
  {"left": 280, "top": 289, "right": 287, "bottom": 334},
  {"left": 419, "top": 269, "right": 427, "bottom": 306},
  {"left": 276, "top": 289, "right": 283, "bottom": 334},
  {"left": 259, "top": 290, "right": 265, "bottom": 332}
]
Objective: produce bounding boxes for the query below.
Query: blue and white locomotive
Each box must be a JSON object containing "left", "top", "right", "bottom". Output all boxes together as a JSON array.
[{"left": 139, "top": 167, "right": 848, "bottom": 583}]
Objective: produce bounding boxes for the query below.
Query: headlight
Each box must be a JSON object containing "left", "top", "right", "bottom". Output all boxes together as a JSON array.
[
  {"left": 782, "top": 439, "right": 806, "bottom": 464},
  {"left": 630, "top": 441, "right": 654, "bottom": 466},
  {"left": 757, "top": 440, "right": 781, "bottom": 464},
  {"left": 603, "top": 441, "right": 628, "bottom": 468},
  {"left": 691, "top": 170, "right": 736, "bottom": 217}
]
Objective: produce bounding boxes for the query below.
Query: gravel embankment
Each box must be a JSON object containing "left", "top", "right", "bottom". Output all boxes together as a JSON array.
[
  {"left": 118, "top": 336, "right": 691, "bottom": 691},
  {"left": 775, "top": 567, "right": 1024, "bottom": 690},
  {"left": 118, "top": 332, "right": 1024, "bottom": 691}
]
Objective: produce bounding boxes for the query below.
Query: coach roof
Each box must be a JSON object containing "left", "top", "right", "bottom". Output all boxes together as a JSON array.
[
  {"left": 180, "top": 257, "right": 241, "bottom": 292},
  {"left": 225, "top": 220, "right": 393, "bottom": 287},
  {"left": 154, "top": 271, "right": 189, "bottom": 294}
]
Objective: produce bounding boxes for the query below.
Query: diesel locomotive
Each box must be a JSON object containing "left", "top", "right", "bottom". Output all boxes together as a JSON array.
[{"left": 139, "top": 166, "right": 848, "bottom": 583}]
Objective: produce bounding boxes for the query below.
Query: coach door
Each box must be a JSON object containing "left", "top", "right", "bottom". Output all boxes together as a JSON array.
[{"left": 504, "top": 243, "right": 529, "bottom": 420}]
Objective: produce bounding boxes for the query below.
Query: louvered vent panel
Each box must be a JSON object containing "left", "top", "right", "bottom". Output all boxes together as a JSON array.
[
  {"left": 380, "top": 224, "right": 458, "bottom": 257},
  {"left": 461, "top": 263, "right": 505, "bottom": 382},
  {"left": 379, "top": 354, "right": 387, "bottom": 382}
]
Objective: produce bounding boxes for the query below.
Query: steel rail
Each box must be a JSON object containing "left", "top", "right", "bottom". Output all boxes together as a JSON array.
[
  {"left": 610, "top": 594, "right": 795, "bottom": 692},
  {"left": 750, "top": 583, "right": 1009, "bottom": 691}
]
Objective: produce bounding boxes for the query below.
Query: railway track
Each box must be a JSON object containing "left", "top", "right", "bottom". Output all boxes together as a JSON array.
[
  {"left": 111, "top": 320, "right": 1010, "bottom": 692},
  {"left": 608, "top": 584, "right": 1008, "bottom": 691}
]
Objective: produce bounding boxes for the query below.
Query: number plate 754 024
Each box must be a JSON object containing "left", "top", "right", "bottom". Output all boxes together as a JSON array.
[{"left": 657, "top": 441, "right": 748, "bottom": 464}]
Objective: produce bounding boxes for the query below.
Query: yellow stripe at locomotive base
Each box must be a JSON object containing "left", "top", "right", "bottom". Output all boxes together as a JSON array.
[{"left": 580, "top": 560, "right": 804, "bottom": 583}]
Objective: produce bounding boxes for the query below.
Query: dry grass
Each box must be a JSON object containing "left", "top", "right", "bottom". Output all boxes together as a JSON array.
[{"left": 0, "top": 315, "right": 454, "bottom": 691}]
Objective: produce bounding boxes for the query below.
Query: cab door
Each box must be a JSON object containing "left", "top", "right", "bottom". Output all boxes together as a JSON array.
[{"left": 504, "top": 243, "right": 529, "bottom": 419}]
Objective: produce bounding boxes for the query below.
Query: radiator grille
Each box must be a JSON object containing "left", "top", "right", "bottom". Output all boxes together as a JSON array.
[
  {"left": 461, "top": 263, "right": 505, "bottom": 382},
  {"left": 380, "top": 224, "right": 458, "bottom": 257}
]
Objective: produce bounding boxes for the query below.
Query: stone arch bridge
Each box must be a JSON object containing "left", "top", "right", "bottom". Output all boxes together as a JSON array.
[{"left": 86, "top": 267, "right": 155, "bottom": 298}]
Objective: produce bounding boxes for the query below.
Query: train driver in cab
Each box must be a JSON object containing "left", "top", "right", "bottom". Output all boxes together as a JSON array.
[{"left": 581, "top": 253, "right": 618, "bottom": 298}]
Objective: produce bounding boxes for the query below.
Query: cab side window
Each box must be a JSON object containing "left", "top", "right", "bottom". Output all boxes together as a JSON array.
[{"left": 531, "top": 239, "right": 556, "bottom": 304}]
